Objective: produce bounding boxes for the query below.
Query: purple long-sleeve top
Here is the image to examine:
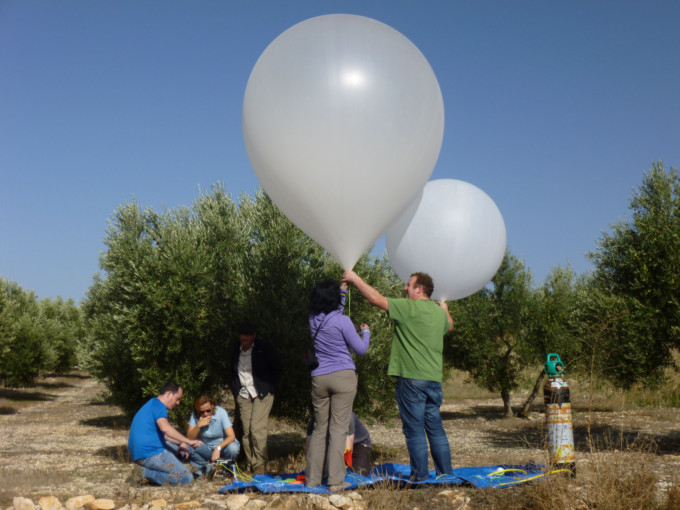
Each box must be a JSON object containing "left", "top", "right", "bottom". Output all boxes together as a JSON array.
[{"left": 309, "top": 290, "right": 370, "bottom": 377}]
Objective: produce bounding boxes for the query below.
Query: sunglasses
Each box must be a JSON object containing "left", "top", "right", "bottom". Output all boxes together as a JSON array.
[{"left": 199, "top": 408, "right": 212, "bottom": 416}]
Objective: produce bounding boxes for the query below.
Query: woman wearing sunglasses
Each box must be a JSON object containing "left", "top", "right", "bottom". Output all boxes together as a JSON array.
[{"left": 185, "top": 394, "right": 240, "bottom": 476}]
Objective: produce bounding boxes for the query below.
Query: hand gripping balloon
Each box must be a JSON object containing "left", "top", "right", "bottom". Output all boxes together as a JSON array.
[{"left": 243, "top": 14, "right": 444, "bottom": 269}]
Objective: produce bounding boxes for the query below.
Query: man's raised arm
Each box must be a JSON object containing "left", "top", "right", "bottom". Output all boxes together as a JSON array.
[{"left": 342, "top": 270, "right": 389, "bottom": 312}]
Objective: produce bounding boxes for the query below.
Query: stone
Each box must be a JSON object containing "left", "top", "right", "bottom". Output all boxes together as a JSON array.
[
  {"left": 436, "top": 489, "right": 469, "bottom": 503},
  {"left": 306, "top": 495, "right": 334, "bottom": 510},
  {"left": 90, "top": 500, "right": 114, "bottom": 510},
  {"left": 38, "top": 497, "right": 62, "bottom": 510},
  {"left": 201, "top": 500, "right": 227, "bottom": 510},
  {"left": 345, "top": 493, "right": 362, "bottom": 501},
  {"left": 148, "top": 501, "right": 167, "bottom": 509},
  {"left": 224, "top": 495, "right": 249, "bottom": 510},
  {"left": 13, "top": 497, "right": 35, "bottom": 510},
  {"left": 175, "top": 503, "right": 201, "bottom": 510},
  {"left": 435, "top": 489, "right": 470, "bottom": 508},
  {"left": 243, "top": 501, "right": 267, "bottom": 510},
  {"left": 65, "top": 496, "right": 95, "bottom": 510},
  {"left": 328, "top": 495, "right": 352, "bottom": 509},
  {"left": 264, "top": 496, "right": 284, "bottom": 509}
]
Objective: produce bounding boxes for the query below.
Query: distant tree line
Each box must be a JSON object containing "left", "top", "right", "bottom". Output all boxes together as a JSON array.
[
  {"left": 0, "top": 278, "right": 84, "bottom": 386},
  {"left": 3, "top": 161, "right": 678, "bottom": 421}
]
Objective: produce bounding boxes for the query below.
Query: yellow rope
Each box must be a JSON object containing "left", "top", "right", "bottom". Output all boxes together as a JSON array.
[
  {"left": 497, "top": 468, "right": 570, "bottom": 487},
  {"left": 229, "top": 463, "right": 253, "bottom": 482}
]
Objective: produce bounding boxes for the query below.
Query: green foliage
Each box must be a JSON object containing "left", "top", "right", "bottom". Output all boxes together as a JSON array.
[
  {"left": 527, "top": 264, "right": 582, "bottom": 367},
  {"left": 0, "top": 278, "right": 83, "bottom": 386},
  {"left": 589, "top": 161, "right": 680, "bottom": 386},
  {"left": 572, "top": 283, "right": 640, "bottom": 384},
  {"left": 446, "top": 251, "right": 535, "bottom": 416},
  {"left": 81, "top": 188, "right": 247, "bottom": 419},
  {"left": 82, "top": 186, "right": 403, "bottom": 421}
]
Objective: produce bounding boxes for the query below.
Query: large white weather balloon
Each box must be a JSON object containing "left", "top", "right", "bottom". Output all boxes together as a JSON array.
[
  {"left": 386, "top": 179, "right": 507, "bottom": 301},
  {"left": 243, "top": 14, "right": 444, "bottom": 268}
]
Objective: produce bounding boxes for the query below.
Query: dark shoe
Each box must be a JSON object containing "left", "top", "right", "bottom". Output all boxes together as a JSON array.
[
  {"left": 328, "top": 481, "right": 350, "bottom": 492},
  {"left": 253, "top": 465, "right": 265, "bottom": 475}
]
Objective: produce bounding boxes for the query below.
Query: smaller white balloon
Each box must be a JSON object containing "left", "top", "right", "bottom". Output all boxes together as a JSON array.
[{"left": 386, "top": 179, "right": 507, "bottom": 301}]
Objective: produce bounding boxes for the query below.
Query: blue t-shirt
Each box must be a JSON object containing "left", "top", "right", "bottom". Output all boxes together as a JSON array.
[
  {"left": 128, "top": 398, "right": 168, "bottom": 461},
  {"left": 188, "top": 406, "right": 233, "bottom": 450}
]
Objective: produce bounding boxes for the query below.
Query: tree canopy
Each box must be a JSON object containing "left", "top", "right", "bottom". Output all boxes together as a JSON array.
[
  {"left": 589, "top": 161, "right": 680, "bottom": 386},
  {"left": 81, "top": 186, "right": 403, "bottom": 421}
]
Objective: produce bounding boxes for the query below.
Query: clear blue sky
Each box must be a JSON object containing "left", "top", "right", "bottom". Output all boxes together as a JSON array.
[{"left": 1, "top": 1, "right": 678, "bottom": 302}]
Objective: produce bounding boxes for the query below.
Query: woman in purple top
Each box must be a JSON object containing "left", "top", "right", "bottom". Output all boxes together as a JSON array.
[{"left": 305, "top": 279, "right": 370, "bottom": 490}]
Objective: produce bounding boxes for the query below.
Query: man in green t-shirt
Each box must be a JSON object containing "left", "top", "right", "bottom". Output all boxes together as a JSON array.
[{"left": 342, "top": 270, "right": 454, "bottom": 481}]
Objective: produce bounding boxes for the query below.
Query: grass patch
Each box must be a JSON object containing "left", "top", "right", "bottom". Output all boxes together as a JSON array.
[
  {"left": 0, "top": 468, "right": 73, "bottom": 500},
  {"left": 443, "top": 369, "right": 497, "bottom": 400}
]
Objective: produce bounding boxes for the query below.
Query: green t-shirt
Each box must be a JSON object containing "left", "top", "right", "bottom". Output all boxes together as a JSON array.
[{"left": 386, "top": 298, "right": 450, "bottom": 382}]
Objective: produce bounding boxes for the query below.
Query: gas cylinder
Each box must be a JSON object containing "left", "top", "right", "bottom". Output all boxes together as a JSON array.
[{"left": 543, "top": 353, "right": 576, "bottom": 475}]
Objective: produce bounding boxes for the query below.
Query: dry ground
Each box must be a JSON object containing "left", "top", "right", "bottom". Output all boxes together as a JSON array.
[{"left": 1, "top": 373, "right": 680, "bottom": 509}]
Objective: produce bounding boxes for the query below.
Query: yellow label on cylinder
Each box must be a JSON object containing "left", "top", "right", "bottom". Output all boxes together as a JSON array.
[{"left": 546, "top": 403, "right": 575, "bottom": 463}]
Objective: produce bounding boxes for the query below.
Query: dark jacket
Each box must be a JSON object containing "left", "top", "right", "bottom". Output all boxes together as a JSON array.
[{"left": 231, "top": 337, "right": 282, "bottom": 399}]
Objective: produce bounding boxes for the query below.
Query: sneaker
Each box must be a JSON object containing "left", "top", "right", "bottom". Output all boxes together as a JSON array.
[
  {"left": 253, "top": 465, "right": 265, "bottom": 476},
  {"left": 328, "top": 481, "right": 350, "bottom": 492}
]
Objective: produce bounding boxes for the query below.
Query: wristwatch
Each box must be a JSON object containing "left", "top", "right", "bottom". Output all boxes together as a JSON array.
[{"left": 216, "top": 446, "right": 221, "bottom": 451}]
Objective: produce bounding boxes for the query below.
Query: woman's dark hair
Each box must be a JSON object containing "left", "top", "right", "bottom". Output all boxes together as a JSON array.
[{"left": 309, "top": 279, "right": 341, "bottom": 314}]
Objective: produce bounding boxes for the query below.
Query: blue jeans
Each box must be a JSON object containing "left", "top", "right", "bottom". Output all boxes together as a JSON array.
[
  {"left": 137, "top": 446, "right": 193, "bottom": 485},
  {"left": 395, "top": 377, "right": 452, "bottom": 480},
  {"left": 188, "top": 440, "right": 240, "bottom": 474}
]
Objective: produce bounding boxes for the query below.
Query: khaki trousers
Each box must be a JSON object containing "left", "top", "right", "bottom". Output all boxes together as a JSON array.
[
  {"left": 237, "top": 393, "right": 274, "bottom": 470},
  {"left": 306, "top": 369, "right": 357, "bottom": 486}
]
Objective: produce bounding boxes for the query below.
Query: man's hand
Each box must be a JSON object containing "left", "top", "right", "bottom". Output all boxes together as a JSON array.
[
  {"left": 439, "top": 301, "right": 454, "bottom": 332},
  {"left": 342, "top": 270, "right": 357, "bottom": 285},
  {"left": 178, "top": 443, "right": 190, "bottom": 460},
  {"left": 342, "top": 270, "right": 389, "bottom": 311},
  {"left": 188, "top": 439, "right": 202, "bottom": 449}
]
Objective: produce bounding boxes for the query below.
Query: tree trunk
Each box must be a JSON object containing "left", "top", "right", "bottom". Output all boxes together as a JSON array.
[
  {"left": 517, "top": 370, "right": 545, "bottom": 418},
  {"left": 501, "top": 388, "right": 513, "bottom": 418}
]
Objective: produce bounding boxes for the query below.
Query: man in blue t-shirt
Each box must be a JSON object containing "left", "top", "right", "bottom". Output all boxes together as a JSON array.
[{"left": 128, "top": 382, "right": 203, "bottom": 485}]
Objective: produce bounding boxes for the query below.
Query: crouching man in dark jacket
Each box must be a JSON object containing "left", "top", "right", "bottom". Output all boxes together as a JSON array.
[{"left": 231, "top": 321, "right": 282, "bottom": 475}]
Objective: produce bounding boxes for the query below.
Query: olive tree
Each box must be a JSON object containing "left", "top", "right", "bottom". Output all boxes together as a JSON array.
[{"left": 589, "top": 161, "right": 680, "bottom": 386}]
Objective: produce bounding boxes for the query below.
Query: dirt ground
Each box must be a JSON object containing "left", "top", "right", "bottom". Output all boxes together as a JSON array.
[{"left": 1, "top": 373, "right": 680, "bottom": 508}]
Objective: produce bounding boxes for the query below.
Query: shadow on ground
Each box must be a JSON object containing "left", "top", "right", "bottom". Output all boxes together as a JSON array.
[
  {"left": 96, "top": 445, "right": 132, "bottom": 463},
  {"left": 82, "top": 415, "right": 131, "bottom": 429},
  {"left": 0, "top": 388, "right": 55, "bottom": 402},
  {"left": 268, "top": 432, "right": 305, "bottom": 460},
  {"left": 480, "top": 419, "right": 680, "bottom": 456}
]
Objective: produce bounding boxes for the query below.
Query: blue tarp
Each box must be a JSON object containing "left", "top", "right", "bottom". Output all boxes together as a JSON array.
[{"left": 218, "top": 462, "right": 547, "bottom": 494}]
